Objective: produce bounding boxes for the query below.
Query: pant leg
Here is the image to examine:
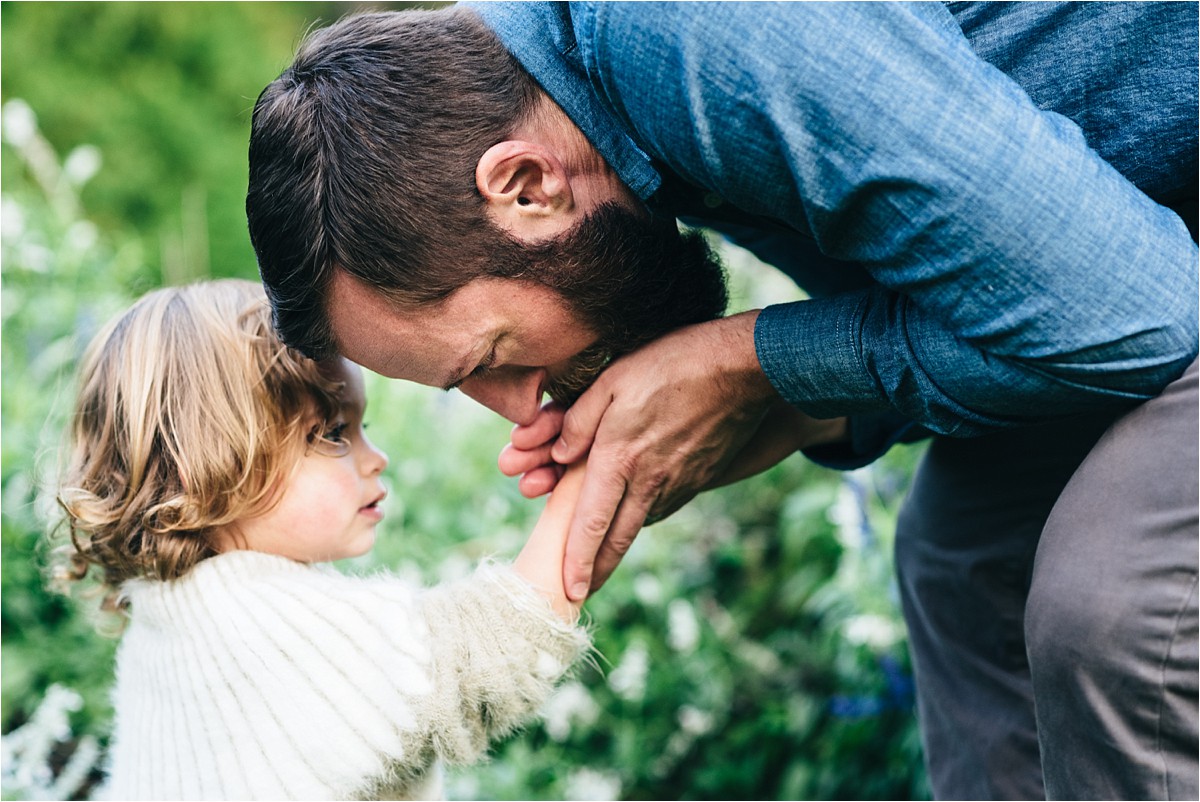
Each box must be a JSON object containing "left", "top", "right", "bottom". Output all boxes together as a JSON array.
[
  {"left": 894, "top": 414, "right": 1116, "bottom": 800},
  {"left": 1027, "top": 359, "right": 1199, "bottom": 800}
]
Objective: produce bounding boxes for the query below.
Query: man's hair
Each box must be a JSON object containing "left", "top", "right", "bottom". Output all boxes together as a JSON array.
[
  {"left": 55, "top": 280, "right": 345, "bottom": 596},
  {"left": 246, "top": 8, "right": 541, "bottom": 358}
]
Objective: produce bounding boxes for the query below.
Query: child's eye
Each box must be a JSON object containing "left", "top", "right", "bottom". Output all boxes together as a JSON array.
[{"left": 323, "top": 422, "right": 349, "bottom": 443}]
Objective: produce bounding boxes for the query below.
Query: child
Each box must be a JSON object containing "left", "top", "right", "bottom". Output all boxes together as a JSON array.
[{"left": 55, "top": 279, "right": 590, "bottom": 801}]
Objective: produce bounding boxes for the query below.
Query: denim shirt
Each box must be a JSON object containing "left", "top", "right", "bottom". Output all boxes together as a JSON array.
[{"left": 468, "top": 1, "right": 1198, "bottom": 466}]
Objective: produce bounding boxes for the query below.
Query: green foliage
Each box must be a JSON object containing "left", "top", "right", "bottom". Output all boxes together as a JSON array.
[
  {"left": 0, "top": 1, "right": 383, "bottom": 285},
  {"left": 1, "top": 4, "right": 930, "bottom": 799}
]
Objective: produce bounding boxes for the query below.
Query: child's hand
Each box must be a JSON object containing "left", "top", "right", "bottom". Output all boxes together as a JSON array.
[
  {"left": 498, "top": 401, "right": 568, "bottom": 498},
  {"left": 512, "top": 461, "right": 587, "bottom": 622}
]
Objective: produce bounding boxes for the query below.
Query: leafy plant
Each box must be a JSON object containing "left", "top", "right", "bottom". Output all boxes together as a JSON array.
[{"left": 1, "top": 4, "right": 930, "bottom": 798}]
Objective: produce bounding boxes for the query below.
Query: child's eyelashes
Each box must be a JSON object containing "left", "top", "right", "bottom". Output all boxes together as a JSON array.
[{"left": 307, "top": 420, "right": 352, "bottom": 456}]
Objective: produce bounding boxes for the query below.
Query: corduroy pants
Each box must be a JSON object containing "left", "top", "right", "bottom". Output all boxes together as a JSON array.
[{"left": 895, "top": 359, "right": 1199, "bottom": 800}]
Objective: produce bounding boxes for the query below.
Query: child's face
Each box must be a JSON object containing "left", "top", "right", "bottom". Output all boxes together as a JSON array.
[{"left": 224, "top": 358, "right": 389, "bottom": 563}]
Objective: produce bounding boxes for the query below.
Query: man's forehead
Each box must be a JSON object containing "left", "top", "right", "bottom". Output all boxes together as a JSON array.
[
  {"left": 326, "top": 272, "right": 406, "bottom": 372},
  {"left": 325, "top": 270, "right": 468, "bottom": 385}
]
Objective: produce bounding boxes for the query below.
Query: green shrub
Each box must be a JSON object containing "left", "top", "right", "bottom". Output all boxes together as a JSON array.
[{"left": 1, "top": 4, "right": 929, "bottom": 798}]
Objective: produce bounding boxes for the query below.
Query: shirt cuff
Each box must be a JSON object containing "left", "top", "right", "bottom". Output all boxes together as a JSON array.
[
  {"left": 803, "top": 411, "right": 931, "bottom": 470},
  {"left": 754, "top": 292, "right": 888, "bottom": 418}
]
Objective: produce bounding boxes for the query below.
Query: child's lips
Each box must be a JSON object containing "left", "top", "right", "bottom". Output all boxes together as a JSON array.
[{"left": 360, "top": 492, "right": 386, "bottom": 519}]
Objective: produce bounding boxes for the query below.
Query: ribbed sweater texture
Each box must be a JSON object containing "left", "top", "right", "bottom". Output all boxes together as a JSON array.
[{"left": 99, "top": 550, "right": 590, "bottom": 800}]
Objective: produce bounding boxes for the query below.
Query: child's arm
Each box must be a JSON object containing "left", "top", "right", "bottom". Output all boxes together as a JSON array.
[{"left": 512, "top": 460, "right": 586, "bottom": 622}]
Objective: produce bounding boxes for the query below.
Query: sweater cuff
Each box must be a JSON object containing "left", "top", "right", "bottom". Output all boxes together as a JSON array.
[{"left": 471, "top": 561, "right": 592, "bottom": 675}]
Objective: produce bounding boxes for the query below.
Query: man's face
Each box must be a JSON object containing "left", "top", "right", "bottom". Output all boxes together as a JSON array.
[
  {"left": 327, "top": 272, "right": 601, "bottom": 425},
  {"left": 326, "top": 202, "right": 729, "bottom": 425}
]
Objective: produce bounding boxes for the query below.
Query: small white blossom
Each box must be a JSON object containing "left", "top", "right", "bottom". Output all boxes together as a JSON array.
[
  {"left": 677, "top": 704, "right": 714, "bottom": 736},
  {"left": 632, "top": 572, "right": 663, "bottom": 607},
  {"left": 1, "top": 684, "right": 97, "bottom": 801},
  {"left": 828, "top": 470, "right": 871, "bottom": 550},
  {"left": 564, "top": 767, "right": 622, "bottom": 801},
  {"left": 666, "top": 598, "right": 700, "bottom": 653},
  {"left": 608, "top": 639, "right": 649, "bottom": 702},
  {"left": 18, "top": 243, "right": 53, "bottom": 273},
  {"left": 843, "top": 613, "right": 903, "bottom": 650},
  {"left": 540, "top": 681, "right": 599, "bottom": 742},
  {"left": 63, "top": 221, "right": 98, "bottom": 253},
  {"left": 2, "top": 197, "right": 25, "bottom": 240},
  {"left": 2, "top": 99, "right": 37, "bottom": 148},
  {"left": 63, "top": 145, "right": 102, "bottom": 187}
]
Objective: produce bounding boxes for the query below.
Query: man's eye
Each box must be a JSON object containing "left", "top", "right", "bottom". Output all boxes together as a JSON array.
[{"left": 470, "top": 348, "right": 498, "bottom": 379}]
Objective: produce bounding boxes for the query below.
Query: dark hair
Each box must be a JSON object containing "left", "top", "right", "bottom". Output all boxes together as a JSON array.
[{"left": 246, "top": 8, "right": 542, "bottom": 358}]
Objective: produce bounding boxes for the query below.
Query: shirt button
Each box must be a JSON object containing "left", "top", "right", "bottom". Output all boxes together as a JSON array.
[{"left": 703, "top": 192, "right": 723, "bottom": 208}]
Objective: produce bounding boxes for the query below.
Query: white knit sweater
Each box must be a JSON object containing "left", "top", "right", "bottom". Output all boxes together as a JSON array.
[{"left": 100, "top": 550, "right": 590, "bottom": 800}]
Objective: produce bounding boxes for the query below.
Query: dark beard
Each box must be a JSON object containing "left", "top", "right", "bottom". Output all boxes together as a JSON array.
[{"left": 485, "top": 203, "right": 729, "bottom": 405}]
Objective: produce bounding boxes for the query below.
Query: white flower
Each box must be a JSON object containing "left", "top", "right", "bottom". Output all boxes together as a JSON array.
[
  {"left": 540, "top": 681, "right": 599, "bottom": 742},
  {"left": 564, "top": 767, "right": 622, "bottom": 801},
  {"left": 1, "top": 684, "right": 95, "bottom": 801},
  {"left": 1, "top": 197, "right": 25, "bottom": 240},
  {"left": 632, "top": 572, "right": 663, "bottom": 607},
  {"left": 608, "top": 639, "right": 649, "bottom": 702},
  {"left": 843, "top": 613, "right": 903, "bottom": 650},
  {"left": 677, "top": 704, "right": 714, "bottom": 736},
  {"left": 666, "top": 598, "right": 699, "bottom": 653},
  {"left": 18, "top": 243, "right": 52, "bottom": 273},
  {"left": 2, "top": 99, "right": 37, "bottom": 148},
  {"left": 63, "top": 145, "right": 101, "bottom": 187},
  {"left": 828, "top": 470, "right": 870, "bottom": 550},
  {"left": 63, "top": 221, "right": 98, "bottom": 253}
]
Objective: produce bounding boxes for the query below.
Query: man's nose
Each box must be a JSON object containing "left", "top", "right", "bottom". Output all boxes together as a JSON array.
[{"left": 459, "top": 368, "right": 547, "bottom": 426}]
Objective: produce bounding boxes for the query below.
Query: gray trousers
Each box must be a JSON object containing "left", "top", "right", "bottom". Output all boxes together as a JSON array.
[{"left": 895, "top": 359, "right": 1199, "bottom": 800}]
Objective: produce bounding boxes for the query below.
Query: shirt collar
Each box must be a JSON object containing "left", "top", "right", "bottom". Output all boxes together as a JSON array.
[{"left": 464, "top": 1, "right": 663, "bottom": 201}]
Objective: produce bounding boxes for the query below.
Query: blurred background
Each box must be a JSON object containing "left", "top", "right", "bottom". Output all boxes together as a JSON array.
[{"left": 1, "top": 2, "right": 928, "bottom": 799}]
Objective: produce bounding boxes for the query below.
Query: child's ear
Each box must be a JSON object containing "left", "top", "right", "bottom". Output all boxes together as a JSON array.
[{"left": 476, "top": 140, "right": 575, "bottom": 241}]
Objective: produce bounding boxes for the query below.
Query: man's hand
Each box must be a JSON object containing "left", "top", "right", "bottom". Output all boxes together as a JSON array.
[
  {"left": 558, "top": 311, "right": 784, "bottom": 600},
  {"left": 498, "top": 310, "right": 850, "bottom": 601}
]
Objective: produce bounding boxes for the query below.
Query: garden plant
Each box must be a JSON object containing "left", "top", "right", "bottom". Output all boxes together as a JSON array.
[{"left": 1, "top": 4, "right": 928, "bottom": 799}]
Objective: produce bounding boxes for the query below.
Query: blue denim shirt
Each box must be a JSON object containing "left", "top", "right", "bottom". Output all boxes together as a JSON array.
[{"left": 468, "top": 1, "right": 1198, "bottom": 465}]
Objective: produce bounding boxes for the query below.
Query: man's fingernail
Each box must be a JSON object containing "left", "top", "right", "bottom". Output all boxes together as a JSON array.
[{"left": 569, "top": 582, "right": 589, "bottom": 600}]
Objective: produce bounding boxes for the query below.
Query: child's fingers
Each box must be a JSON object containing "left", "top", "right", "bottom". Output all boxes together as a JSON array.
[
  {"left": 517, "top": 464, "right": 564, "bottom": 498},
  {"left": 498, "top": 441, "right": 557, "bottom": 476},
  {"left": 509, "top": 401, "right": 566, "bottom": 450}
]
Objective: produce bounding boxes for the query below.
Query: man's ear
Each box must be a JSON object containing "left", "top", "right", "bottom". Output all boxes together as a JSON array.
[{"left": 476, "top": 141, "right": 575, "bottom": 241}]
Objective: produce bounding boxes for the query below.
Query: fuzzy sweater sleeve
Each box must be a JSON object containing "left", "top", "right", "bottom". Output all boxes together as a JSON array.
[
  {"left": 411, "top": 562, "right": 590, "bottom": 767},
  {"left": 103, "top": 551, "right": 590, "bottom": 801}
]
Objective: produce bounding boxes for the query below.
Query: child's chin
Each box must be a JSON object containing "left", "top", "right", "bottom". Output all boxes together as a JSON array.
[{"left": 347, "top": 531, "right": 377, "bottom": 558}]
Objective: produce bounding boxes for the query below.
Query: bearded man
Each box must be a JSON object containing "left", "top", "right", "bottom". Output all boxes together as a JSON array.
[{"left": 246, "top": 3, "right": 1198, "bottom": 798}]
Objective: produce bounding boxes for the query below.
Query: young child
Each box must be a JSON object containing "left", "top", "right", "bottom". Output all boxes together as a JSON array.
[{"left": 55, "top": 279, "right": 590, "bottom": 801}]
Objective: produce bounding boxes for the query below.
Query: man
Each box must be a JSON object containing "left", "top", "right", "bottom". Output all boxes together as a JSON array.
[{"left": 246, "top": 3, "right": 1198, "bottom": 798}]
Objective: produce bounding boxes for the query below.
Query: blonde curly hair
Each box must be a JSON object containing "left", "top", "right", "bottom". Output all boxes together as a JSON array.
[{"left": 56, "top": 279, "right": 346, "bottom": 595}]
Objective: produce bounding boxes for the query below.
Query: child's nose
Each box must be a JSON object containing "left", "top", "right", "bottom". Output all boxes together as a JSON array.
[{"left": 360, "top": 435, "right": 389, "bottom": 475}]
